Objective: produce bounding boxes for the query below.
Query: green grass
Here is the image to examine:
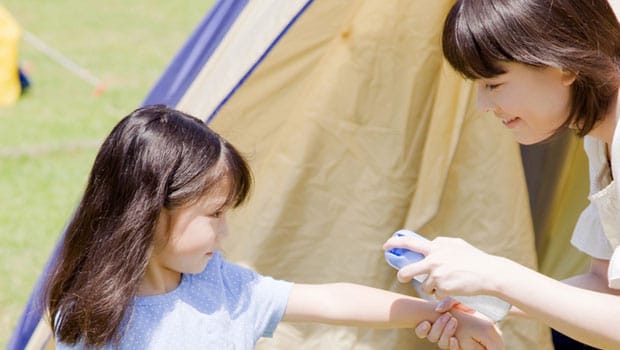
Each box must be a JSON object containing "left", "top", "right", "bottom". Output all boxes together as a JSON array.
[{"left": 0, "top": 1, "right": 213, "bottom": 346}]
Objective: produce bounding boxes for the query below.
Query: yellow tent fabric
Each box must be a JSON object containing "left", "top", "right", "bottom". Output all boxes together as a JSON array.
[
  {"left": 0, "top": 5, "right": 21, "bottom": 106},
  {"left": 181, "top": 1, "right": 553, "bottom": 349}
]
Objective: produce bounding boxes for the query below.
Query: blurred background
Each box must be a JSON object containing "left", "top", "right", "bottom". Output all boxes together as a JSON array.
[{"left": 0, "top": 1, "right": 214, "bottom": 346}]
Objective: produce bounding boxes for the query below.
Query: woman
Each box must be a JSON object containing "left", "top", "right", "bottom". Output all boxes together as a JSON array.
[{"left": 387, "top": 1, "right": 620, "bottom": 348}]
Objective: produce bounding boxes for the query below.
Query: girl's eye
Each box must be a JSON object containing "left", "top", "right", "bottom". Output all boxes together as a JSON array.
[{"left": 210, "top": 211, "right": 223, "bottom": 218}]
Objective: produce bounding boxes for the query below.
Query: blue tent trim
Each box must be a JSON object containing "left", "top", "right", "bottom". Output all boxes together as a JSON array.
[
  {"left": 142, "top": 0, "right": 248, "bottom": 107},
  {"left": 7, "top": 230, "right": 64, "bottom": 350},
  {"left": 205, "top": 0, "right": 315, "bottom": 123}
]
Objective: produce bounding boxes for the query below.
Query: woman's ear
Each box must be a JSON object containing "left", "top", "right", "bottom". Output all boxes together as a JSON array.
[{"left": 561, "top": 69, "right": 577, "bottom": 86}]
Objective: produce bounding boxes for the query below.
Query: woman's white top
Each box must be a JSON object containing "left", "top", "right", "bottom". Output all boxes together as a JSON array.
[{"left": 571, "top": 119, "right": 620, "bottom": 289}]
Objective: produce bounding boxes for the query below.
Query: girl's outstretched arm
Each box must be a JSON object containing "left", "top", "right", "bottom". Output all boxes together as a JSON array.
[{"left": 282, "top": 283, "right": 503, "bottom": 350}]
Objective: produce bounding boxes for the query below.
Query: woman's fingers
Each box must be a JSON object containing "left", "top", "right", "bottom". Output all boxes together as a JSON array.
[
  {"left": 435, "top": 297, "right": 460, "bottom": 313},
  {"left": 414, "top": 321, "right": 431, "bottom": 338},
  {"left": 420, "top": 274, "right": 436, "bottom": 295},
  {"left": 434, "top": 288, "right": 449, "bottom": 301},
  {"left": 438, "top": 317, "right": 458, "bottom": 349},
  {"left": 435, "top": 295, "right": 476, "bottom": 314},
  {"left": 397, "top": 259, "right": 431, "bottom": 283},
  {"left": 427, "top": 312, "right": 452, "bottom": 343},
  {"left": 383, "top": 236, "right": 432, "bottom": 255},
  {"left": 453, "top": 302, "right": 476, "bottom": 314},
  {"left": 449, "top": 337, "right": 461, "bottom": 350}
]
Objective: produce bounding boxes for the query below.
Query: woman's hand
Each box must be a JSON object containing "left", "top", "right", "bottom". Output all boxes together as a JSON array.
[
  {"left": 415, "top": 298, "right": 477, "bottom": 349},
  {"left": 415, "top": 309, "right": 503, "bottom": 350},
  {"left": 452, "top": 309, "right": 503, "bottom": 350},
  {"left": 415, "top": 311, "right": 459, "bottom": 349},
  {"left": 383, "top": 236, "right": 508, "bottom": 300}
]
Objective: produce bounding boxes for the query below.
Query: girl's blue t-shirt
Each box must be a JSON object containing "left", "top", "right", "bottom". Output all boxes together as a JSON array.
[{"left": 56, "top": 252, "right": 293, "bottom": 349}]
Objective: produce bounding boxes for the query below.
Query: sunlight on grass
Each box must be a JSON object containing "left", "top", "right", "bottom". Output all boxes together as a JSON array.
[{"left": 0, "top": 150, "right": 95, "bottom": 337}]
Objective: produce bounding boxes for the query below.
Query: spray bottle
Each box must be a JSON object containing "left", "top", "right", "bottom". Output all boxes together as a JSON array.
[{"left": 385, "top": 229, "right": 511, "bottom": 321}]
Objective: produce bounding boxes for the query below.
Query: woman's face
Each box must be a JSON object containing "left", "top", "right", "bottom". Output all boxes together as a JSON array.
[{"left": 476, "top": 62, "right": 576, "bottom": 145}]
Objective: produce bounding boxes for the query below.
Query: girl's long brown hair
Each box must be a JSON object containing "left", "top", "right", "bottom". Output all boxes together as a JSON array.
[
  {"left": 44, "top": 105, "right": 251, "bottom": 346},
  {"left": 442, "top": 0, "right": 620, "bottom": 136}
]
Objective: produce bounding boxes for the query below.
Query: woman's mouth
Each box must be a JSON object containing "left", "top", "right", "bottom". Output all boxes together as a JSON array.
[{"left": 501, "top": 116, "right": 520, "bottom": 128}]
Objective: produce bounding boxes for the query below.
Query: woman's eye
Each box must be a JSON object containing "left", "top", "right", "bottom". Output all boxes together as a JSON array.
[
  {"left": 485, "top": 83, "right": 502, "bottom": 90},
  {"left": 210, "top": 211, "right": 223, "bottom": 218}
]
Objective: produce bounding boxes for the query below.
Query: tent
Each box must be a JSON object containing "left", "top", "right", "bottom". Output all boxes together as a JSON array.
[{"left": 13, "top": 0, "right": 596, "bottom": 348}]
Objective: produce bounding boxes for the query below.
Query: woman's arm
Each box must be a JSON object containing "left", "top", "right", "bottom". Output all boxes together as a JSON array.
[
  {"left": 563, "top": 258, "right": 620, "bottom": 294},
  {"left": 282, "top": 283, "right": 503, "bottom": 350},
  {"left": 497, "top": 257, "right": 620, "bottom": 349},
  {"left": 496, "top": 259, "right": 618, "bottom": 320}
]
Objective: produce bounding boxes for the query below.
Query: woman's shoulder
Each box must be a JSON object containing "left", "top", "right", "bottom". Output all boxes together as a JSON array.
[
  {"left": 583, "top": 135, "right": 607, "bottom": 162},
  {"left": 583, "top": 135, "right": 614, "bottom": 192},
  {"left": 612, "top": 115, "right": 620, "bottom": 180}
]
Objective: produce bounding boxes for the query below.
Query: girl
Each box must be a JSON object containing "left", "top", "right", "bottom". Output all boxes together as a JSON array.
[
  {"left": 45, "top": 105, "right": 501, "bottom": 349},
  {"left": 385, "top": 1, "right": 620, "bottom": 349}
]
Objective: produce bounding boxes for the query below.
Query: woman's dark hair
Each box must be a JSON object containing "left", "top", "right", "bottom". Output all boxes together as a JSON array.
[
  {"left": 44, "top": 105, "right": 252, "bottom": 346},
  {"left": 442, "top": 0, "right": 620, "bottom": 136}
]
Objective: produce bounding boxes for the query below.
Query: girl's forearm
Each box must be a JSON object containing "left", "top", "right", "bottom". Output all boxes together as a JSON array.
[
  {"left": 283, "top": 282, "right": 441, "bottom": 328},
  {"left": 495, "top": 258, "right": 620, "bottom": 349}
]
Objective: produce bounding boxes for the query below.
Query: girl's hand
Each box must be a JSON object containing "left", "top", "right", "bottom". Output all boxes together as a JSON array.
[{"left": 383, "top": 236, "right": 508, "bottom": 299}]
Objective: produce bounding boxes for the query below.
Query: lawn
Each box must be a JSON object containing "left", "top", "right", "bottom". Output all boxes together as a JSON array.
[{"left": 0, "top": 1, "right": 213, "bottom": 346}]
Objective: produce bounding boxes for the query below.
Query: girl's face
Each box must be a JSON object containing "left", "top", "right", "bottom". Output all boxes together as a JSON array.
[
  {"left": 147, "top": 183, "right": 231, "bottom": 284},
  {"left": 476, "top": 62, "right": 576, "bottom": 145}
]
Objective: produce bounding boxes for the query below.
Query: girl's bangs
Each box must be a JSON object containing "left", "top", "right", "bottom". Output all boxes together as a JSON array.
[
  {"left": 222, "top": 146, "right": 252, "bottom": 208},
  {"left": 200, "top": 144, "right": 252, "bottom": 211}
]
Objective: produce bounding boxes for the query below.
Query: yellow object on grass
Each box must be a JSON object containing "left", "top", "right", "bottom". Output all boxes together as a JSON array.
[{"left": 0, "top": 5, "right": 21, "bottom": 107}]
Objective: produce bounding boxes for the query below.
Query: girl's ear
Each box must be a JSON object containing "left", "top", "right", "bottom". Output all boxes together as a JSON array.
[
  {"left": 561, "top": 69, "right": 578, "bottom": 86},
  {"left": 153, "top": 208, "right": 171, "bottom": 248}
]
